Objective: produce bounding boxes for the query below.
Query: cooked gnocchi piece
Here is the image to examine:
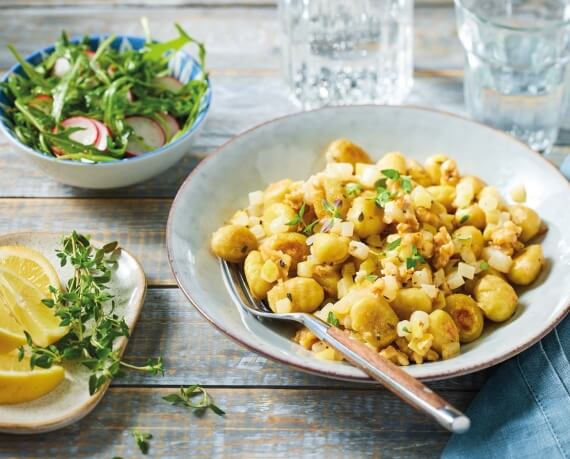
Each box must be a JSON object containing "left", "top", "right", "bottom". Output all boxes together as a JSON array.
[{"left": 211, "top": 139, "right": 547, "bottom": 365}]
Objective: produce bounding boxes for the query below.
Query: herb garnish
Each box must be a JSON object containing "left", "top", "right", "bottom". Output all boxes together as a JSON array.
[
  {"left": 132, "top": 430, "right": 153, "bottom": 455},
  {"left": 286, "top": 203, "right": 318, "bottom": 236},
  {"left": 365, "top": 274, "right": 379, "bottom": 282},
  {"left": 406, "top": 245, "right": 426, "bottom": 269},
  {"left": 345, "top": 183, "right": 363, "bottom": 197},
  {"left": 327, "top": 311, "right": 340, "bottom": 327},
  {"left": 459, "top": 214, "right": 470, "bottom": 224},
  {"left": 480, "top": 261, "right": 489, "bottom": 270},
  {"left": 402, "top": 326, "right": 411, "bottom": 334},
  {"left": 387, "top": 238, "right": 402, "bottom": 251},
  {"left": 322, "top": 199, "right": 342, "bottom": 218},
  {"left": 374, "top": 186, "right": 393, "bottom": 208},
  {"left": 163, "top": 385, "right": 226, "bottom": 416},
  {"left": 18, "top": 231, "right": 164, "bottom": 395},
  {"left": 381, "top": 169, "right": 413, "bottom": 194}
]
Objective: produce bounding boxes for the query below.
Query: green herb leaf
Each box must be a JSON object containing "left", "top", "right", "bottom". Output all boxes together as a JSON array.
[
  {"left": 459, "top": 214, "right": 470, "bottom": 224},
  {"left": 387, "top": 238, "right": 402, "bottom": 251},
  {"left": 286, "top": 203, "right": 305, "bottom": 226},
  {"left": 381, "top": 169, "right": 401, "bottom": 180},
  {"left": 401, "top": 176, "right": 413, "bottom": 194},
  {"left": 327, "top": 311, "right": 340, "bottom": 327},
  {"left": 406, "top": 245, "right": 426, "bottom": 269},
  {"left": 322, "top": 199, "right": 341, "bottom": 218},
  {"left": 345, "top": 183, "right": 363, "bottom": 197},
  {"left": 480, "top": 261, "right": 489, "bottom": 270},
  {"left": 163, "top": 385, "right": 225, "bottom": 416},
  {"left": 374, "top": 187, "right": 392, "bottom": 208},
  {"left": 132, "top": 430, "right": 153, "bottom": 455},
  {"left": 365, "top": 274, "right": 379, "bottom": 282}
]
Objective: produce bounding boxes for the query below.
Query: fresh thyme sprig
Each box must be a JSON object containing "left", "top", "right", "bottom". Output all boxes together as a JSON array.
[
  {"left": 18, "top": 231, "right": 164, "bottom": 395},
  {"left": 163, "top": 385, "right": 226, "bottom": 416},
  {"left": 285, "top": 202, "right": 318, "bottom": 236},
  {"left": 132, "top": 430, "right": 153, "bottom": 455}
]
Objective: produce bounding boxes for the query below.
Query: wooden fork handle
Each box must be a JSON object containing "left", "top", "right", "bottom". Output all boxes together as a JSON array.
[{"left": 325, "top": 327, "right": 470, "bottom": 434}]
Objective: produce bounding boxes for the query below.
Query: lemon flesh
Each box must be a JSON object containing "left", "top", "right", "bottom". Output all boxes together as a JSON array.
[
  {"left": 0, "top": 351, "right": 65, "bottom": 404},
  {"left": 0, "top": 246, "right": 66, "bottom": 349}
]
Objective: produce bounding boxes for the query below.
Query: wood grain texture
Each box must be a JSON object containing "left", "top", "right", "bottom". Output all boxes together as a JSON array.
[
  {"left": 0, "top": 6, "right": 462, "bottom": 71},
  {"left": 119, "top": 288, "right": 490, "bottom": 390},
  {"left": 0, "top": 386, "right": 474, "bottom": 459}
]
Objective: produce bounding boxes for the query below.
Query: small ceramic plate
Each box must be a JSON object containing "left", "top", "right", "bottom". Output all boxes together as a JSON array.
[
  {"left": 167, "top": 105, "right": 570, "bottom": 382},
  {"left": 0, "top": 232, "right": 146, "bottom": 434}
]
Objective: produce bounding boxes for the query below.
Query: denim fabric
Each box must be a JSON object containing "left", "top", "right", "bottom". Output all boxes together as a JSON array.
[{"left": 443, "top": 316, "right": 570, "bottom": 459}]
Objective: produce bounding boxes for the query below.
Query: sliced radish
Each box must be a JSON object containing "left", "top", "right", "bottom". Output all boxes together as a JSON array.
[
  {"left": 53, "top": 57, "right": 71, "bottom": 77},
  {"left": 51, "top": 116, "right": 99, "bottom": 157},
  {"left": 91, "top": 119, "right": 111, "bottom": 151},
  {"left": 153, "top": 76, "right": 184, "bottom": 93},
  {"left": 156, "top": 113, "right": 180, "bottom": 141},
  {"left": 125, "top": 116, "right": 166, "bottom": 155}
]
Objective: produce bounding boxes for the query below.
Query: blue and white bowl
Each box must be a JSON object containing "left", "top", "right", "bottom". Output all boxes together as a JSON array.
[{"left": 0, "top": 36, "right": 211, "bottom": 189}]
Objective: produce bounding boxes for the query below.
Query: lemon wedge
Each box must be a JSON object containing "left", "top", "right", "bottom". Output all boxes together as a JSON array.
[
  {"left": 0, "top": 351, "right": 65, "bottom": 404},
  {"left": 0, "top": 246, "right": 66, "bottom": 348}
]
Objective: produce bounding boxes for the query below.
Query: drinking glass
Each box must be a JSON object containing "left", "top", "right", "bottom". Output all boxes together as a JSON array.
[
  {"left": 278, "top": 0, "right": 414, "bottom": 110},
  {"left": 455, "top": 0, "right": 570, "bottom": 153}
]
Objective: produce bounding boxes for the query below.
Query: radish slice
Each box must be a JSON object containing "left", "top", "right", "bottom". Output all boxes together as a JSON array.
[
  {"left": 51, "top": 116, "right": 99, "bottom": 156},
  {"left": 53, "top": 57, "right": 71, "bottom": 77},
  {"left": 153, "top": 76, "right": 184, "bottom": 93},
  {"left": 156, "top": 113, "right": 180, "bottom": 141},
  {"left": 61, "top": 116, "right": 99, "bottom": 145},
  {"left": 125, "top": 116, "right": 166, "bottom": 155},
  {"left": 92, "top": 120, "right": 111, "bottom": 151}
]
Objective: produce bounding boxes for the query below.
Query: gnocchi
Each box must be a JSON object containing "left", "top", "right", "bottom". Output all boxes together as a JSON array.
[{"left": 212, "top": 139, "right": 547, "bottom": 365}]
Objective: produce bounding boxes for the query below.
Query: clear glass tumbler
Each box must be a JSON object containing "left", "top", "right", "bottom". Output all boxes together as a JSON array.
[
  {"left": 455, "top": 0, "right": 570, "bottom": 153},
  {"left": 278, "top": 0, "right": 414, "bottom": 110}
]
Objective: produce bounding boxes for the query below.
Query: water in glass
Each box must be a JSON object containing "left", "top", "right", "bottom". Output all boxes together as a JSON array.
[
  {"left": 456, "top": 0, "right": 570, "bottom": 153},
  {"left": 279, "top": 0, "right": 414, "bottom": 110}
]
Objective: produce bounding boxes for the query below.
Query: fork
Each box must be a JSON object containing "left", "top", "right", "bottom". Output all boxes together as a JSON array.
[{"left": 221, "top": 260, "right": 470, "bottom": 433}]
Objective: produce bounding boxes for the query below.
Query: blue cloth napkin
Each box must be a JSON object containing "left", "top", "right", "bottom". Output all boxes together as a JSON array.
[{"left": 443, "top": 316, "right": 570, "bottom": 459}]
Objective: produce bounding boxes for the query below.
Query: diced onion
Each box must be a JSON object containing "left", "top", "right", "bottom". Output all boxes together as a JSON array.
[
  {"left": 454, "top": 180, "right": 474, "bottom": 208},
  {"left": 250, "top": 224, "right": 265, "bottom": 239},
  {"left": 230, "top": 210, "right": 249, "bottom": 227},
  {"left": 410, "top": 310, "right": 430, "bottom": 330},
  {"left": 412, "top": 270, "right": 431, "bottom": 287},
  {"left": 275, "top": 297, "right": 292, "bottom": 314},
  {"left": 457, "top": 262, "right": 476, "bottom": 280},
  {"left": 447, "top": 270, "right": 465, "bottom": 289},
  {"left": 510, "top": 184, "right": 526, "bottom": 203},
  {"left": 248, "top": 216, "right": 262, "bottom": 227},
  {"left": 460, "top": 248, "right": 477, "bottom": 264},
  {"left": 340, "top": 221, "right": 354, "bottom": 237},
  {"left": 397, "top": 320, "right": 412, "bottom": 338},
  {"left": 349, "top": 241, "right": 369, "bottom": 260},
  {"left": 305, "top": 235, "right": 315, "bottom": 246},
  {"left": 325, "top": 162, "right": 353, "bottom": 180},
  {"left": 384, "top": 201, "right": 406, "bottom": 223},
  {"left": 330, "top": 218, "right": 343, "bottom": 235},
  {"left": 248, "top": 190, "right": 264, "bottom": 206},
  {"left": 360, "top": 165, "right": 383, "bottom": 188},
  {"left": 482, "top": 246, "right": 513, "bottom": 273},
  {"left": 337, "top": 278, "right": 352, "bottom": 298},
  {"left": 421, "top": 283, "right": 438, "bottom": 299},
  {"left": 412, "top": 186, "right": 433, "bottom": 209},
  {"left": 269, "top": 217, "right": 289, "bottom": 234},
  {"left": 297, "top": 261, "right": 314, "bottom": 278},
  {"left": 479, "top": 194, "right": 498, "bottom": 212},
  {"left": 382, "top": 275, "right": 399, "bottom": 301}
]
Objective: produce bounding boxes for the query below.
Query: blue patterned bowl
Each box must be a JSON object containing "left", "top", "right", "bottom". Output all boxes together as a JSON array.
[{"left": 0, "top": 36, "right": 211, "bottom": 189}]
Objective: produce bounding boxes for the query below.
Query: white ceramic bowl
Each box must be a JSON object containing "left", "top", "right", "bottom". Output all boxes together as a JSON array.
[
  {"left": 0, "top": 36, "right": 211, "bottom": 189},
  {"left": 167, "top": 105, "right": 570, "bottom": 381}
]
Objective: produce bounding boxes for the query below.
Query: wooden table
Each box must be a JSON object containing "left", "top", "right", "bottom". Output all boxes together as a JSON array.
[{"left": 0, "top": 2, "right": 567, "bottom": 457}]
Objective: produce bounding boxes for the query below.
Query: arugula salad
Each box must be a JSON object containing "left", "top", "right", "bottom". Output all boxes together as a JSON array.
[{"left": 0, "top": 23, "right": 207, "bottom": 163}]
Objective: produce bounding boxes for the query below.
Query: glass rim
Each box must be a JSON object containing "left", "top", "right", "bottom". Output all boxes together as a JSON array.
[{"left": 455, "top": 0, "right": 570, "bottom": 32}]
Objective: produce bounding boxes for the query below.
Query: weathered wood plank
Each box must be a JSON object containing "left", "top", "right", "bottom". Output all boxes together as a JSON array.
[
  {"left": 0, "top": 386, "right": 474, "bottom": 458},
  {"left": 0, "top": 75, "right": 465, "bottom": 198},
  {"left": 0, "top": 198, "right": 173, "bottom": 285},
  {"left": 0, "top": 0, "right": 455, "bottom": 8},
  {"left": 119, "top": 288, "right": 490, "bottom": 390},
  {"left": 0, "top": 6, "right": 462, "bottom": 71}
]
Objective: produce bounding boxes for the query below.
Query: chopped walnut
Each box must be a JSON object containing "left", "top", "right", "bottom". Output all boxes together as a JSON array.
[
  {"left": 425, "top": 349, "right": 440, "bottom": 362},
  {"left": 411, "top": 352, "right": 424, "bottom": 364},
  {"left": 283, "top": 181, "right": 305, "bottom": 211},
  {"left": 490, "top": 221, "right": 523, "bottom": 256},
  {"left": 398, "top": 196, "right": 420, "bottom": 233},
  {"left": 441, "top": 159, "right": 460, "bottom": 186},
  {"left": 402, "top": 232, "right": 434, "bottom": 259},
  {"left": 416, "top": 206, "right": 442, "bottom": 228},
  {"left": 380, "top": 346, "right": 410, "bottom": 366},
  {"left": 259, "top": 241, "right": 292, "bottom": 278},
  {"left": 293, "top": 328, "right": 319, "bottom": 349},
  {"left": 432, "top": 226, "right": 455, "bottom": 269}
]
